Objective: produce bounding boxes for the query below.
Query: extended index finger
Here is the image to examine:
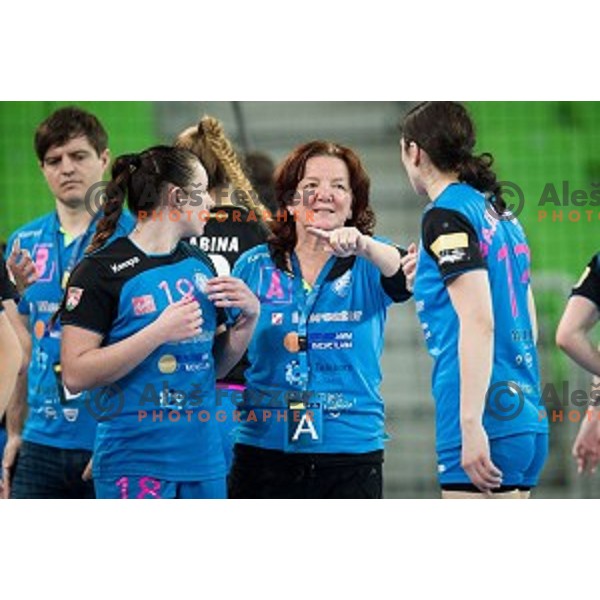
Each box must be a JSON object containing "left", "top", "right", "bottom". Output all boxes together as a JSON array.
[{"left": 306, "top": 227, "right": 332, "bottom": 241}]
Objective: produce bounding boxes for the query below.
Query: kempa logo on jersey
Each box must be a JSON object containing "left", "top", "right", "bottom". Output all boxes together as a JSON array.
[
  {"left": 110, "top": 256, "right": 140, "bottom": 273},
  {"left": 486, "top": 380, "right": 600, "bottom": 422},
  {"left": 485, "top": 180, "right": 600, "bottom": 223}
]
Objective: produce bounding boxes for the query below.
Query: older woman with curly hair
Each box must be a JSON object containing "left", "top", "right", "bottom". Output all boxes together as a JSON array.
[{"left": 227, "top": 140, "right": 416, "bottom": 499}]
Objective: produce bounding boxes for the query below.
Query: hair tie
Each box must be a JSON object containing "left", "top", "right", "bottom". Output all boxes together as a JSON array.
[{"left": 128, "top": 154, "right": 142, "bottom": 174}]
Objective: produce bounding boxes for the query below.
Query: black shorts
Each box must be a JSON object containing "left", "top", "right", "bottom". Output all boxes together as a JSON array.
[{"left": 228, "top": 444, "right": 384, "bottom": 499}]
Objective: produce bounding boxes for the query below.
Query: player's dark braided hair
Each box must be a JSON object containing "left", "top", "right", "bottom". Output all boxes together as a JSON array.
[{"left": 401, "top": 101, "right": 506, "bottom": 214}]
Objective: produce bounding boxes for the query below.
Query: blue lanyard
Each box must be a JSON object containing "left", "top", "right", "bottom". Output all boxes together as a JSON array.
[
  {"left": 55, "top": 211, "right": 101, "bottom": 290},
  {"left": 289, "top": 252, "right": 336, "bottom": 390}
]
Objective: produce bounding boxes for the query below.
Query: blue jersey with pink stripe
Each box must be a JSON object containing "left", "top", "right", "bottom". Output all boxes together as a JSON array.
[{"left": 413, "top": 183, "right": 547, "bottom": 453}]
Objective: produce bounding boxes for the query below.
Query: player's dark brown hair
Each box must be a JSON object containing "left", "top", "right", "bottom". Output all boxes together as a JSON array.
[
  {"left": 401, "top": 101, "right": 506, "bottom": 213},
  {"left": 87, "top": 146, "right": 200, "bottom": 253}
]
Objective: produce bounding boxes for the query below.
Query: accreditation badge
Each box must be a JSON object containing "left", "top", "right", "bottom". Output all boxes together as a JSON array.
[{"left": 285, "top": 391, "right": 323, "bottom": 450}]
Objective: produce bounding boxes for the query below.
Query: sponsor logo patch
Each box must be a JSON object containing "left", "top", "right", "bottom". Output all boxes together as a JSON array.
[
  {"left": 158, "top": 354, "right": 178, "bottom": 374},
  {"left": 438, "top": 248, "right": 467, "bottom": 265},
  {"left": 331, "top": 270, "right": 352, "bottom": 298},
  {"left": 132, "top": 295, "right": 157, "bottom": 316},
  {"left": 430, "top": 233, "right": 468, "bottom": 257},
  {"left": 65, "top": 287, "right": 84, "bottom": 311}
]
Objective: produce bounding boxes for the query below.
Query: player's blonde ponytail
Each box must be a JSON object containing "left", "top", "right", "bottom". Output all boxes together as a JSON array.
[{"left": 176, "top": 115, "right": 271, "bottom": 220}]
